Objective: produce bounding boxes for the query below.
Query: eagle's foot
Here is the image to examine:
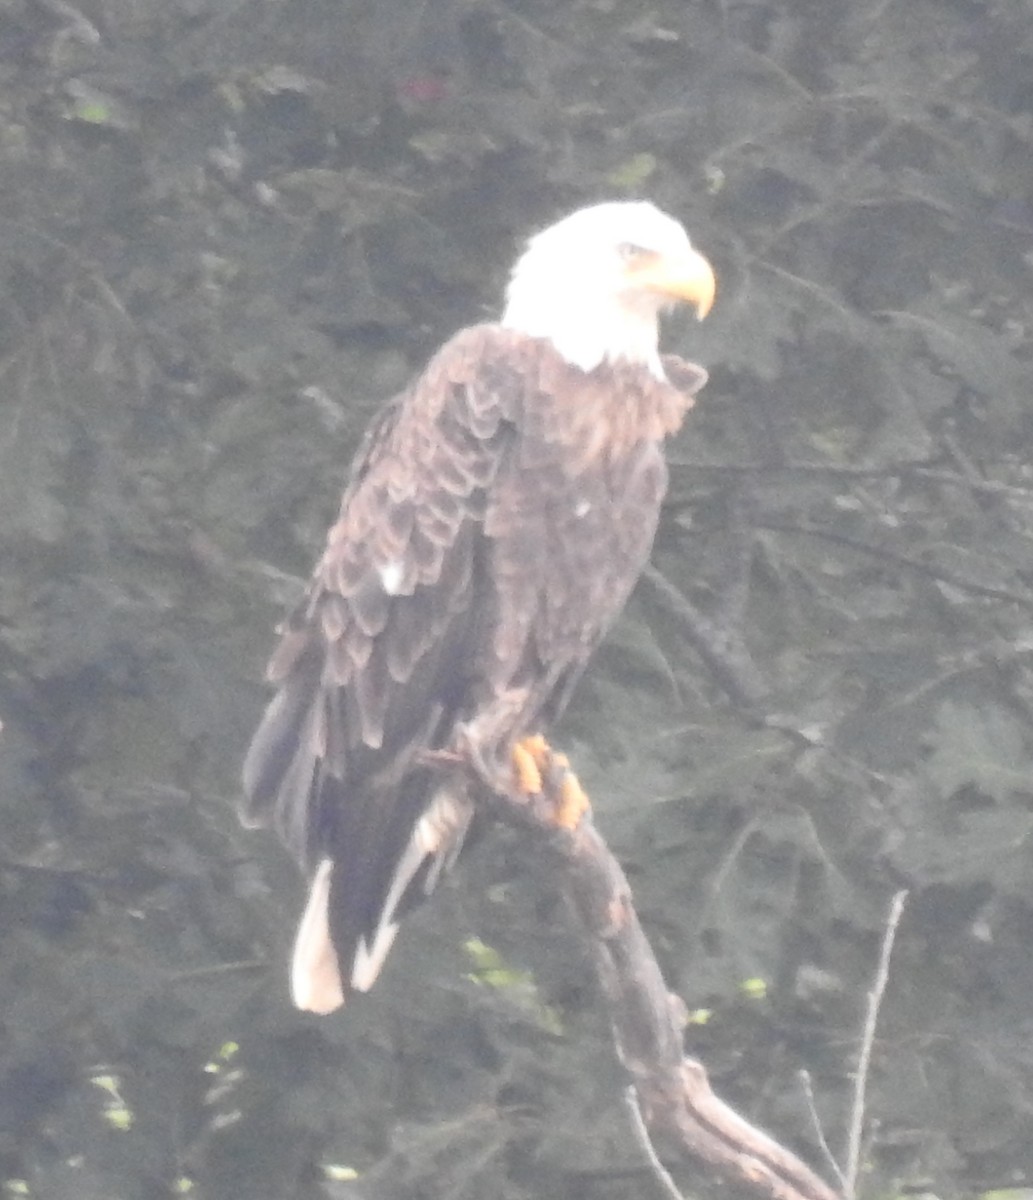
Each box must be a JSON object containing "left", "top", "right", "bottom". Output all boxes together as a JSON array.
[{"left": 511, "top": 735, "right": 590, "bottom": 831}]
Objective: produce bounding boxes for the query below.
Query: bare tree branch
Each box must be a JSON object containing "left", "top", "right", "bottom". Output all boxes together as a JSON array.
[
  {"left": 845, "top": 890, "right": 908, "bottom": 1200},
  {"left": 470, "top": 751, "right": 841, "bottom": 1200}
]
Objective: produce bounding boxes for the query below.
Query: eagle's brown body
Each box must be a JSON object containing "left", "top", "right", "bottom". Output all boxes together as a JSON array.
[{"left": 242, "top": 324, "right": 706, "bottom": 1008}]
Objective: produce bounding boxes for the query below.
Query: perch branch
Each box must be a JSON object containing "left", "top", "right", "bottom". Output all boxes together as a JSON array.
[{"left": 468, "top": 750, "right": 840, "bottom": 1200}]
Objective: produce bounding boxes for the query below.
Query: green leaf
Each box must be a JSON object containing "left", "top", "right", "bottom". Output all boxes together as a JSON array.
[{"left": 606, "top": 153, "right": 658, "bottom": 190}]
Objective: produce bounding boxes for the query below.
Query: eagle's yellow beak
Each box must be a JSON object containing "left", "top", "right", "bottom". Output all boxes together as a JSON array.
[{"left": 626, "top": 246, "right": 716, "bottom": 320}]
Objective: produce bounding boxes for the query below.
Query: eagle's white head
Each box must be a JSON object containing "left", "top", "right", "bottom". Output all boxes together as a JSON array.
[{"left": 501, "top": 200, "right": 715, "bottom": 377}]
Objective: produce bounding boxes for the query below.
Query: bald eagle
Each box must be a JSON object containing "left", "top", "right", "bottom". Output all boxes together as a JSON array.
[{"left": 242, "top": 201, "right": 714, "bottom": 1014}]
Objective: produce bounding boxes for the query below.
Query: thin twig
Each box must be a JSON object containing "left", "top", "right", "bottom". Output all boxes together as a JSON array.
[
  {"left": 625, "top": 1086, "right": 686, "bottom": 1200},
  {"left": 759, "top": 520, "right": 1033, "bottom": 610},
  {"left": 798, "top": 1070, "right": 847, "bottom": 1193},
  {"left": 642, "top": 565, "right": 768, "bottom": 706},
  {"left": 845, "top": 889, "right": 908, "bottom": 1200},
  {"left": 667, "top": 458, "right": 1033, "bottom": 502}
]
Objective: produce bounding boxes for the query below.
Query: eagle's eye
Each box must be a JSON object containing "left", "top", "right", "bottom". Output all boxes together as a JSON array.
[{"left": 617, "top": 241, "right": 649, "bottom": 262}]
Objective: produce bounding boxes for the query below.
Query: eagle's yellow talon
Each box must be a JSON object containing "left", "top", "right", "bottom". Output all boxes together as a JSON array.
[
  {"left": 512, "top": 739, "right": 544, "bottom": 795},
  {"left": 555, "top": 773, "right": 590, "bottom": 830},
  {"left": 523, "top": 733, "right": 550, "bottom": 765},
  {"left": 512, "top": 734, "right": 590, "bottom": 829}
]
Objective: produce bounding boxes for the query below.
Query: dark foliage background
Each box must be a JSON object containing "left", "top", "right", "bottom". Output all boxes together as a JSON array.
[{"left": 2, "top": 0, "right": 1033, "bottom": 1196}]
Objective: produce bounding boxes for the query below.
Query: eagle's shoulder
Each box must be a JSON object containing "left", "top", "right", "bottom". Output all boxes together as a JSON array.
[{"left": 415, "top": 323, "right": 544, "bottom": 388}]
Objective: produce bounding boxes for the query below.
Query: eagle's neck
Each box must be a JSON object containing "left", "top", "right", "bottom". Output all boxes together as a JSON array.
[
  {"left": 501, "top": 280, "right": 665, "bottom": 378},
  {"left": 503, "top": 331, "right": 697, "bottom": 471}
]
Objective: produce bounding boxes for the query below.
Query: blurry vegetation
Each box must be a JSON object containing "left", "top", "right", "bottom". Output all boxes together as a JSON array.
[{"left": 1, "top": 0, "right": 1033, "bottom": 1197}]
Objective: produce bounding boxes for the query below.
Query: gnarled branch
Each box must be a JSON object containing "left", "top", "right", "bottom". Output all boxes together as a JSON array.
[{"left": 472, "top": 754, "right": 840, "bottom": 1200}]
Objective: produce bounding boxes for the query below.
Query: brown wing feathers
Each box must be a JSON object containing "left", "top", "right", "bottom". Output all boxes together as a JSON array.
[{"left": 242, "top": 328, "right": 527, "bottom": 1008}]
